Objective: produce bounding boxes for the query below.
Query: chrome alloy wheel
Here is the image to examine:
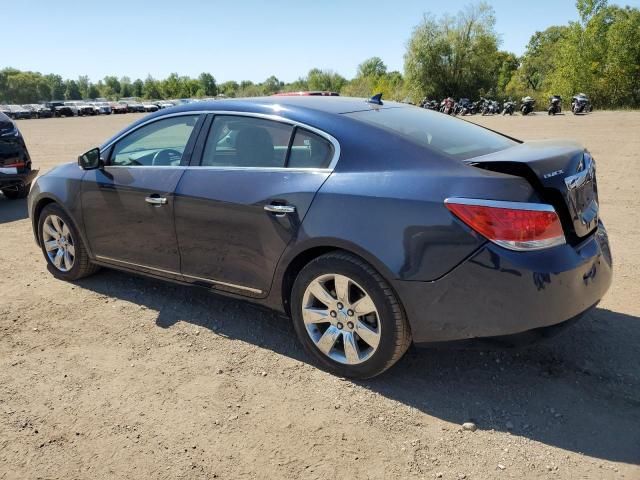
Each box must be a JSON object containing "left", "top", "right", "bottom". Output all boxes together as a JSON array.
[
  {"left": 42, "top": 214, "right": 75, "bottom": 272},
  {"left": 302, "top": 273, "right": 381, "bottom": 365}
]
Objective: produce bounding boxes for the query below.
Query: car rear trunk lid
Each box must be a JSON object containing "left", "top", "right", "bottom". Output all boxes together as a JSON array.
[{"left": 466, "top": 140, "right": 599, "bottom": 242}]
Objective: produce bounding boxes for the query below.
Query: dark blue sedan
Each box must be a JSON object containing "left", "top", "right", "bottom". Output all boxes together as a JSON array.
[{"left": 28, "top": 96, "right": 612, "bottom": 378}]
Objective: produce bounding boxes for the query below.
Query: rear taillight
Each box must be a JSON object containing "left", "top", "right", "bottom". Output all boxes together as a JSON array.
[{"left": 445, "top": 198, "right": 565, "bottom": 251}]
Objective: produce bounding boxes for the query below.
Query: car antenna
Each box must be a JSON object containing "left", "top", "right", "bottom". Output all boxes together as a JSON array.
[{"left": 367, "top": 93, "right": 383, "bottom": 106}]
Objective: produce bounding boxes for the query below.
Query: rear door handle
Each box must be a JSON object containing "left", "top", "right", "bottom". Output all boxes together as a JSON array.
[
  {"left": 145, "top": 195, "right": 168, "bottom": 205},
  {"left": 264, "top": 204, "right": 296, "bottom": 215}
]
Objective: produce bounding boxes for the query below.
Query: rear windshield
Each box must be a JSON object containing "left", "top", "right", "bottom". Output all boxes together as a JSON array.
[{"left": 346, "top": 107, "right": 516, "bottom": 160}]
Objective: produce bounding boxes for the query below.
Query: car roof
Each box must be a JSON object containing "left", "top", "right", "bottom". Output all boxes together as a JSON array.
[
  {"left": 100, "top": 96, "right": 411, "bottom": 152},
  {"left": 162, "top": 96, "right": 405, "bottom": 116}
]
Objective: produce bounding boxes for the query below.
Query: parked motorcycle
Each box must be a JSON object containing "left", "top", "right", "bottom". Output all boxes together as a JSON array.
[
  {"left": 457, "top": 98, "right": 474, "bottom": 115},
  {"left": 421, "top": 99, "right": 438, "bottom": 110},
  {"left": 548, "top": 95, "right": 562, "bottom": 115},
  {"left": 571, "top": 93, "right": 592, "bottom": 114},
  {"left": 440, "top": 97, "right": 455, "bottom": 115},
  {"left": 502, "top": 101, "right": 516, "bottom": 115},
  {"left": 481, "top": 100, "right": 500, "bottom": 115},
  {"left": 521, "top": 96, "right": 536, "bottom": 115}
]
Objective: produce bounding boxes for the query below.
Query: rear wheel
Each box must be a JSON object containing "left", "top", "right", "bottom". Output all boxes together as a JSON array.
[
  {"left": 38, "top": 203, "right": 99, "bottom": 281},
  {"left": 2, "top": 182, "right": 30, "bottom": 199},
  {"left": 291, "top": 252, "right": 411, "bottom": 379}
]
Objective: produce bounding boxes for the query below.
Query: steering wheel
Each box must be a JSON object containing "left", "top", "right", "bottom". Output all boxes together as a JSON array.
[{"left": 151, "top": 149, "right": 182, "bottom": 166}]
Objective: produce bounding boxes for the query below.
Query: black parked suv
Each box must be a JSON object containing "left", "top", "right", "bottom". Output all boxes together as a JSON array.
[
  {"left": 45, "top": 101, "right": 76, "bottom": 117},
  {"left": 0, "top": 112, "right": 37, "bottom": 199}
]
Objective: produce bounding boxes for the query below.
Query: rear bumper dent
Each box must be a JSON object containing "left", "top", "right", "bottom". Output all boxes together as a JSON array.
[{"left": 396, "top": 223, "right": 612, "bottom": 343}]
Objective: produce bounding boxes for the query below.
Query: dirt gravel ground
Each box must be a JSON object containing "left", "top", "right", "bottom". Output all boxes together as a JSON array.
[{"left": 1, "top": 111, "right": 638, "bottom": 479}]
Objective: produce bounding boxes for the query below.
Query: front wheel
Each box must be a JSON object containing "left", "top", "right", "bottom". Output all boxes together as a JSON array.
[
  {"left": 291, "top": 252, "right": 411, "bottom": 379},
  {"left": 38, "top": 203, "right": 100, "bottom": 281}
]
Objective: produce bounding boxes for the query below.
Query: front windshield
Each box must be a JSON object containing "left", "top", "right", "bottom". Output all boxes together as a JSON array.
[{"left": 346, "top": 106, "right": 516, "bottom": 160}]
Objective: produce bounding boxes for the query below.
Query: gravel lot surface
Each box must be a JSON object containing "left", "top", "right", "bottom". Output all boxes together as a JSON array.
[{"left": 1, "top": 111, "right": 638, "bottom": 479}]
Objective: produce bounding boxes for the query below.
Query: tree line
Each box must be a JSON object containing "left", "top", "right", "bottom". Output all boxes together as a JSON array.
[{"left": 1, "top": 0, "right": 637, "bottom": 108}]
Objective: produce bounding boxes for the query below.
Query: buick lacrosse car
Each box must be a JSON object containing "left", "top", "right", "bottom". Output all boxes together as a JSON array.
[{"left": 28, "top": 96, "right": 612, "bottom": 378}]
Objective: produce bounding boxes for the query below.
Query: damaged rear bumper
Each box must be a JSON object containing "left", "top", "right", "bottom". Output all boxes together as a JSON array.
[{"left": 395, "top": 223, "right": 612, "bottom": 344}]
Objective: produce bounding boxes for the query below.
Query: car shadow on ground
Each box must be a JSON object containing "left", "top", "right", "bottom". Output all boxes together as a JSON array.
[
  {"left": 0, "top": 196, "right": 28, "bottom": 224},
  {"left": 76, "top": 269, "right": 640, "bottom": 465}
]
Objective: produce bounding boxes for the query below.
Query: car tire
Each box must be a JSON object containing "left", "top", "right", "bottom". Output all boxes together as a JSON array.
[
  {"left": 290, "top": 252, "right": 412, "bottom": 379},
  {"left": 2, "top": 182, "right": 31, "bottom": 199},
  {"left": 38, "top": 203, "right": 100, "bottom": 281}
]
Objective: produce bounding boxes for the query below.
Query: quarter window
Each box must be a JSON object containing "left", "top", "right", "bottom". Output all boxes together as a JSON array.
[
  {"left": 202, "top": 116, "right": 293, "bottom": 168},
  {"left": 110, "top": 115, "right": 199, "bottom": 167},
  {"left": 288, "top": 129, "right": 334, "bottom": 169}
]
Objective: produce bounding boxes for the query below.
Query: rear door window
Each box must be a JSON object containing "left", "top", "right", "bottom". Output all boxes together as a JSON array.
[{"left": 202, "top": 116, "right": 293, "bottom": 168}]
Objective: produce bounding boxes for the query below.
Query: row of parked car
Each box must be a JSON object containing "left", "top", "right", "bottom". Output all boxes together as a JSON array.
[{"left": 0, "top": 98, "right": 202, "bottom": 120}]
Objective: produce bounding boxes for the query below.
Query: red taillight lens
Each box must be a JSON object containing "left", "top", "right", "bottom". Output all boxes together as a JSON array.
[{"left": 445, "top": 198, "right": 565, "bottom": 251}]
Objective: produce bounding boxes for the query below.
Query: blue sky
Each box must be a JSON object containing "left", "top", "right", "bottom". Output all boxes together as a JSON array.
[{"left": 3, "top": 0, "right": 639, "bottom": 83}]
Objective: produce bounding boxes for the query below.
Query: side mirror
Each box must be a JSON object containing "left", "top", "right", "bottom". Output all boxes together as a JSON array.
[{"left": 78, "top": 147, "right": 102, "bottom": 170}]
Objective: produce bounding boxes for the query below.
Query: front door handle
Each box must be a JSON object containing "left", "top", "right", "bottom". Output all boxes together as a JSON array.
[
  {"left": 145, "top": 195, "right": 168, "bottom": 206},
  {"left": 264, "top": 204, "right": 296, "bottom": 215}
]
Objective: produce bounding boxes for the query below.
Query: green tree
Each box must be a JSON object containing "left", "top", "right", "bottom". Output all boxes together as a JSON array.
[
  {"left": 282, "top": 77, "right": 309, "bottom": 92},
  {"left": 262, "top": 75, "right": 282, "bottom": 95},
  {"left": 404, "top": 2, "right": 500, "bottom": 101},
  {"left": 373, "top": 71, "right": 406, "bottom": 101},
  {"left": 87, "top": 84, "right": 100, "bottom": 99},
  {"left": 218, "top": 80, "right": 239, "bottom": 97},
  {"left": 340, "top": 77, "right": 376, "bottom": 97},
  {"left": 508, "top": 25, "right": 568, "bottom": 99},
  {"left": 183, "top": 77, "right": 201, "bottom": 97},
  {"left": 77, "top": 75, "right": 90, "bottom": 99},
  {"left": 198, "top": 72, "right": 217, "bottom": 96},
  {"left": 64, "top": 80, "right": 82, "bottom": 100},
  {"left": 3, "top": 71, "right": 48, "bottom": 103},
  {"left": 132, "top": 79, "right": 144, "bottom": 98},
  {"left": 307, "top": 69, "right": 346, "bottom": 92},
  {"left": 544, "top": 1, "right": 640, "bottom": 108},
  {"left": 120, "top": 76, "right": 132, "bottom": 97},
  {"left": 161, "top": 73, "right": 183, "bottom": 98},
  {"left": 37, "top": 78, "right": 52, "bottom": 101},
  {"left": 494, "top": 51, "right": 519, "bottom": 98},
  {"left": 577, "top": 0, "right": 608, "bottom": 23},
  {"left": 357, "top": 57, "right": 387, "bottom": 78},
  {"left": 237, "top": 81, "right": 264, "bottom": 97},
  {"left": 46, "top": 74, "right": 66, "bottom": 100},
  {"left": 102, "top": 76, "right": 121, "bottom": 98},
  {"left": 142, "top": 75, "right": 162, "bottom": 99}
]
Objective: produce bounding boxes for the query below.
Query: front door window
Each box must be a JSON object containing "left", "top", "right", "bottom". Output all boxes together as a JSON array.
[{"left": 110, "top": 115, "right": 199, "bottom": 167}]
